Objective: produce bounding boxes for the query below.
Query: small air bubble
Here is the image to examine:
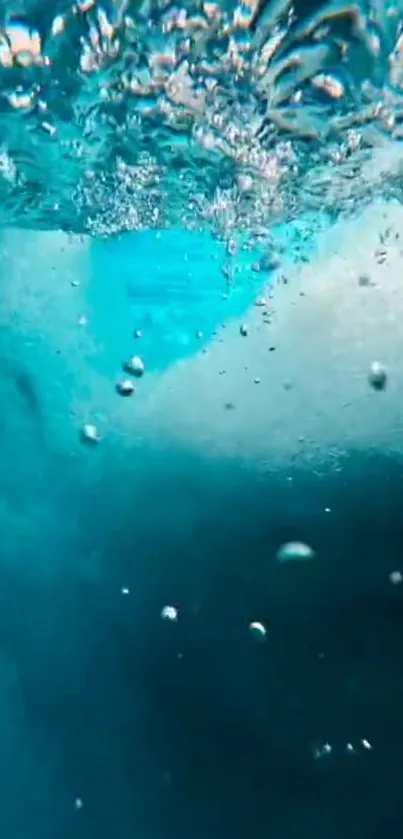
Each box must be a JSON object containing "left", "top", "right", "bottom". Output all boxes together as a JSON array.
[
  {"left": 161, "top": 605, "right": 178, "bottom": 622},
  {"left": 249, "top": 620, "right": 267, "bottom": 640},
  {"left": 116, "top": 379, "right": 135, "bottom": 396},
  {"left": 361, "top": 738, "right": 372, "bottom": 751},
  {"left": 368, "top": 361, "right": 387, "bottom": 391},
  {"left": 124, "top": 355, "right": 145, "bottom": 377},
  {"left": 389, "top": 570, "right": 403, "bottom": 585},
  {"left": 80, "top": 423, "right": 100, "bottom": 445},
  {"left": 276, "top": 541, "right": 315, "bottom": 563},
  {"left": 313, "top": 742, "right": 332, "bottom": 760}
]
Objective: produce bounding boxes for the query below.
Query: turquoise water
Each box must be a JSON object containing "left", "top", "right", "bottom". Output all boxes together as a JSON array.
[
  {"left": 1, "top": 1, "right": 403, "bottom": 837},
  {"left": 88, "top": 213, "right": 329, "bottom": 370},
  {"left": 1, "top": 202, "right": 403, "bottom": 839}
]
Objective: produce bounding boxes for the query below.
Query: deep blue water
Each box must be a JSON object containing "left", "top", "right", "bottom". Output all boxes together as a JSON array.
[{"left": 1, "top": 437, "right": 403, "bottom": 839}]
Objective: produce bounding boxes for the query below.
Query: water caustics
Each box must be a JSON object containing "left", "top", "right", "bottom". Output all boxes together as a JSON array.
[{"left": 0, "top": 0, "right": 402, "bottom": 239}]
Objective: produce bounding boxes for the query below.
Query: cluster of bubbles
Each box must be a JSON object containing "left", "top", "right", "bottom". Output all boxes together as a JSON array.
[
  {"left": 312, "top": 738, "right": 373, "bottom": 760},
  {"left": 81, "top": 336, "right": 145, "bottom": 443},
  {"left": 0, "top": 0, "right": 402, "bottom": 234}
]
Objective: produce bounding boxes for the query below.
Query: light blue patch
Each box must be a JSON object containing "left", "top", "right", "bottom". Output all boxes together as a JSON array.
[{"left": 87, "top": 212, "right": 330, "bottom": 375}]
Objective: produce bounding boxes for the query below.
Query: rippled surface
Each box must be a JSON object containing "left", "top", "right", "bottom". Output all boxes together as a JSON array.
[{"left": 0, "top": 0, "right": 402, "bottom": 236}]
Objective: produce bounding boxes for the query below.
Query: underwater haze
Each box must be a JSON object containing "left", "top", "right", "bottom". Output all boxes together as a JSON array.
[{"left": 1, "top": 1, "right": 403, "bottom": 838}]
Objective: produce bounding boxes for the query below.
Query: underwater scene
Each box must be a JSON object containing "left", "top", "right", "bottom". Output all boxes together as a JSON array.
[{"left": 1, "top": 1, "right": 403, "bottom": 838}]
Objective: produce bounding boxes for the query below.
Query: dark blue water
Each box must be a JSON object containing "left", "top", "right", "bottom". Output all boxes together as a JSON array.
[{"left": 1, "top": 438, "right": 403, "bottom": 839}]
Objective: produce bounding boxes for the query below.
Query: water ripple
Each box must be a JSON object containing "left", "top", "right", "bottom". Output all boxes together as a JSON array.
[{"left": 0, "top": 0, "right": 401, "bottom": 236}]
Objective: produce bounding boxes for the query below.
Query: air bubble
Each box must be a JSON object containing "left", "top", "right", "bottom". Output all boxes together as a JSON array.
[
  {"left": 312, "top": 742, "right": 332, "bottom": 760},
  {"left": 161, "top": 605, "right": 178, "bottom": 622},
  {"left": 249, "top": 620, "right": 267, "bottom": 640},
  {"left": 81, "top": 423, "right": 100, "bottom": 445},
  {"left": 116, "top": 379, "right": 135, "bottom": 396},
  {"left": 361, "top": 738, "right": 372, "bottom": 750},
  {"left": 276, "top": 541, "right": 315, "bottom": 563},
  {"left": 123, "top": 355, "right": 145, "bottom": 377},
  {"left": 368, "top": 361, "right": 387, "bottom": 391}
]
